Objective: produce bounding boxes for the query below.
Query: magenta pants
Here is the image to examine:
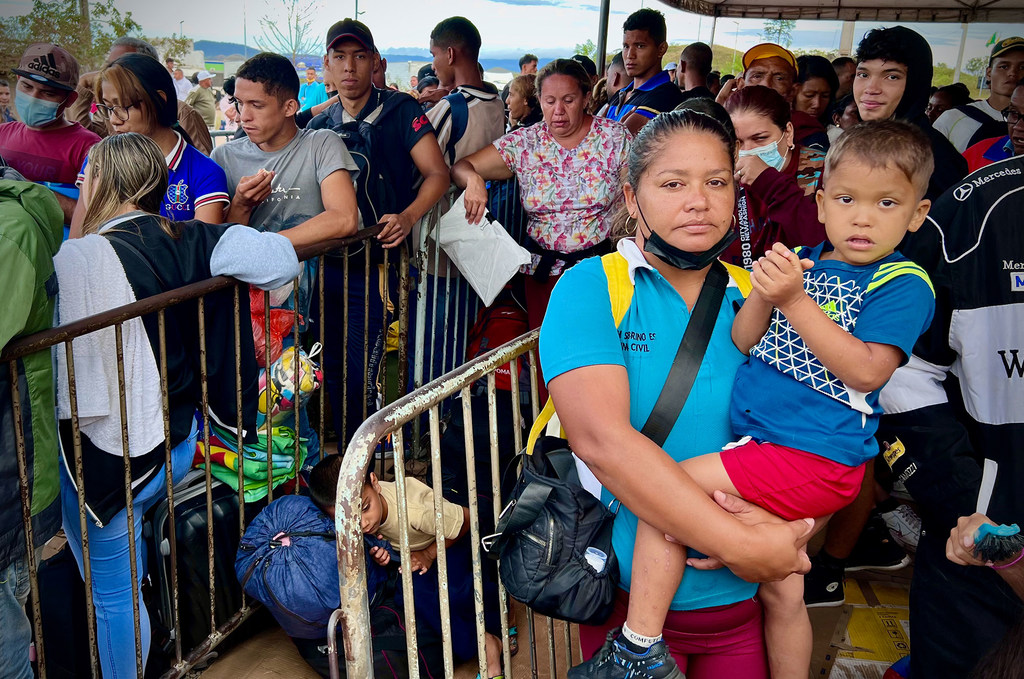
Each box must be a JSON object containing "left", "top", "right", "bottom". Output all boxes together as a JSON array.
[{"left": 578, "top": 589, "right": 769, "bottom": 679}]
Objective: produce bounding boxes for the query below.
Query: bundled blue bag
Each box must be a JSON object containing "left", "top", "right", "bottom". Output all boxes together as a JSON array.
[{"left": 235, "top": 495, "right": 389, "bottom": 639}]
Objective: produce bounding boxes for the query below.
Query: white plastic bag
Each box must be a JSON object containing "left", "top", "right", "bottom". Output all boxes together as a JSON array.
[{"left": 437, "top": 192, "right": 532, "bottom": 306}]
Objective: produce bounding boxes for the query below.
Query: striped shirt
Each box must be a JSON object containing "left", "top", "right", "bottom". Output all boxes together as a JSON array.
[
  {"left": 427, "top": 84, "right": 505, "bottom": 167},
  {"left": 604, "top": 70, "right": 684, "bottom": 123}
]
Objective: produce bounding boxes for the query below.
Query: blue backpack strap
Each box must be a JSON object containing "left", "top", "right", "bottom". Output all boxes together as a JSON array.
[{"left": 443, "top": 91, "right": 470, "bottom": 165}]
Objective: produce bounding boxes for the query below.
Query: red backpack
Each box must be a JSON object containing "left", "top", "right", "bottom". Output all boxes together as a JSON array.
[{"left": 465, "top": 296, "right": 529, "bottom": 392}]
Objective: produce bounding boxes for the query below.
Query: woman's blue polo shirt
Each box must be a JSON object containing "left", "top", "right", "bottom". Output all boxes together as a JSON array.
[{"left": 539, "top": 238, "right": 757, "bottom": 611}]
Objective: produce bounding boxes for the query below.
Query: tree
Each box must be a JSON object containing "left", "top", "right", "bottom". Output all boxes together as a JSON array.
[
  {"left": 148, "top": 35, "right": 193, "bottom": 63},
  {"left": 761, "top": 19, "right": 795, "bottom": 48},
  {"left": 255, "top": 0, "right": 323, "bottom": 65},
  {"left": 0, "top": 0, "right": 143, "bottom": 74},
  {"left": 574, "top": 39, "right": 597, "bottom": 62},
  {"left": 964, "top": 56, "right": 987, "bottom": 77}
]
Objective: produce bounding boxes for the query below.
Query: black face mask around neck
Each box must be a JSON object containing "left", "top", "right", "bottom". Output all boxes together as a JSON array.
[{"left": 636, "top": 200, "right": 737, "bottom": 271}]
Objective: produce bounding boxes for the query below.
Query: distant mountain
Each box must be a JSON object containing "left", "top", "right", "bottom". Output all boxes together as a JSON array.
[{"left": 194, "top": 41, "right": 552, "bottom": 73}]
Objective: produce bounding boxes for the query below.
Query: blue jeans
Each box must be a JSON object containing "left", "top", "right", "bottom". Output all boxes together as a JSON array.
[
  {"left": 0, "top": 550, "right": 37, "bottom": 679},
  {"left": 60, "top": 421, "right": 198, "bottom": 678}
]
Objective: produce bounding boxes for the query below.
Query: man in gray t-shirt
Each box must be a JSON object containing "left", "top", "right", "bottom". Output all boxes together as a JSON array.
[
  {"left": 212, "top": 53, "right": 359, "bottom": 319},
  {"left": 213, "top": 127, "right": 356, "bottom": 237}
]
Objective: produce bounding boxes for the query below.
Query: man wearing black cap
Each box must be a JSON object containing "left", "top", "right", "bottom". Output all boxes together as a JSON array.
[
  {"left": 934, "top": 37, "right": 1024, "bottom": 152},
  {"left": 307, "top": 18, "right": 450, "bottom": 452},
  {"left": 0, "top": 43, "right": 101, "bottom": 222},
  {"left": 571, "top": 54, "right": 598, "bottom": 88}
]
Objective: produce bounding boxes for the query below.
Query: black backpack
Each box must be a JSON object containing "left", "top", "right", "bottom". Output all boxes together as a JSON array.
[
  {"left": 309, "top": 91, "right": 407, "bottom": 228},
  {"left": 958, "top": 104, "right": 1009, "bottom": 148}
]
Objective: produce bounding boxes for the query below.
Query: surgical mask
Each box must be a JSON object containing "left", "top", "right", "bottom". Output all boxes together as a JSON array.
[
  {"left": 15, "top": 89, "right": 63, "bottom": 128},
  {"left": 738, "top": 135, "right": 787, "bottom": 170},
  {"left": 637, "top": 200, "right": 738, "bottom": 271}
]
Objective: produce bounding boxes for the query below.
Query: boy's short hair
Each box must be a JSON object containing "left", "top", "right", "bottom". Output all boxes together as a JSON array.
[
  {"left": 430, "top": 17, "right": 482, "bottom": 59},
  {"left": 623, "top": 8, "right": 667, "bottom": 45},
  {"left": 235, "top": 52, "right": 300, "bottom": 103},
  {"left": 519, "top": 53, "right": 538, "bottom": 69},
  {"left": 825, "top": 120, "right": 934, "bottom": 198},
  {"left": 308, "top": 454, "right": 344, "bottom": 513}
]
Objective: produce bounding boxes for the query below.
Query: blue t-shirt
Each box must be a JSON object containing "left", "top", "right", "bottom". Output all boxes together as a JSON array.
[
  {"left": 540, "top": 239, "right": 757, "bottom": 612},
  {"left": 731, "top": 242, "right": 935, "bottom": 466},
  {"left": 77, "top": 132, "right": 228, "bottom": 221}
]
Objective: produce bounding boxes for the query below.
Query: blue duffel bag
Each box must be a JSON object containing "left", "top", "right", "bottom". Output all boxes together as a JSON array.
[{"left": 235, "top": 495, "right": 389, "bottom": 639}]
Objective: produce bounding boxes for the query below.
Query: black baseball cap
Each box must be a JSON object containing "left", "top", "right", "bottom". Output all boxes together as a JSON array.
[
  {"left": 571, "top": 54, "right": 597, "bottom": 78},
  {"left": 326, "top": 18, "right": 374, "bottom": 52}
]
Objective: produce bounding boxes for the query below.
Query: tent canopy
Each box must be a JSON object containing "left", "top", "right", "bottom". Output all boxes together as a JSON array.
[{"left": 655, "top": 0, "right": 1024, "bottom": 23}]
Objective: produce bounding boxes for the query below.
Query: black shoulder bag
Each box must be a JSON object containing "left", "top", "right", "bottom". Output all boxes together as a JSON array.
[{"left": 481, "top": 262, "right": 728, "bottom": 625}]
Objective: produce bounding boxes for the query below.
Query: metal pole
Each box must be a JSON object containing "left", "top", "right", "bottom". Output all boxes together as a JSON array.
[
  {"left": 953, "top": 22, "right": 969, "bottom": 83},
  {"left": 709, "top": 15, "right": 718, "bottom": 48},
  {"left": 732, "top": 22, "right": 740, "bottom": 74},
  {"left": 597, "top": 0, "right": 611, "bottom": 78}
]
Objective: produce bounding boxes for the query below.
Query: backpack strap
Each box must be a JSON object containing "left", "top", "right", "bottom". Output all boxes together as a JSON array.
[
  {"left": 442, "top": 92, "right": 470, "bottom": 165},
  {"left": 525, "top": 252, "right": 635, "bottom": 455}
]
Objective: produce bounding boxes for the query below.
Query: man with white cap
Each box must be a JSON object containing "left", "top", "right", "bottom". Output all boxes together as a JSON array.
[
  {"left": 185, "top": 69, "right": 217, "bottom": 127},
  {"left": 0, "top": 42, "right": 100, "bottom": 221}
]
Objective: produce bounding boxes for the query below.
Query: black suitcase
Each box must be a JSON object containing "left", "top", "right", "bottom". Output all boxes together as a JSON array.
[{"left": 144, "top": 470, "right": 272, "bottom": 674}]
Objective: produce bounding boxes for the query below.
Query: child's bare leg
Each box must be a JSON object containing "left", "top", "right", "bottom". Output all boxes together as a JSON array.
[
  {"left": 624, "top": 519, "right": 685, "bottom": 642},
  {"left": 760, "top": 574, "right": 811, "bottom": 679},
  {"left": 623, "top": 453, "right": 740, "bottom": 644}
]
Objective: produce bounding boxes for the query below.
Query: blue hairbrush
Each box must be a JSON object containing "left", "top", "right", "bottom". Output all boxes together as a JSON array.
[{"left": 973, "top": 523, "right": 1024, "bottom": 562}]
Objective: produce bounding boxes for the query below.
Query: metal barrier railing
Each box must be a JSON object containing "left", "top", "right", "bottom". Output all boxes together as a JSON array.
[
  {"left": 1, "top": 225, "right": 421, "bottom": 678},
  {"left": 331, "top": 329, "right": 578, "bottom": 679},
  {"left": 1, "top": 177, "right": 534, "bottom": 677}
]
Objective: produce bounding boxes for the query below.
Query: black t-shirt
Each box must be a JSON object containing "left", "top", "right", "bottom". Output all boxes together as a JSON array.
[
  {"left": 311, "top": 88, "right": 434, "bottom": 217},
  {"left": 679, "top": 85, "right": 714, "bottom": 103}
]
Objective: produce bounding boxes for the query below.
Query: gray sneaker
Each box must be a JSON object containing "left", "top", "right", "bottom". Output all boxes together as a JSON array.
[{"left": 569, "top": 629, "right": 685, "bottom": 679}]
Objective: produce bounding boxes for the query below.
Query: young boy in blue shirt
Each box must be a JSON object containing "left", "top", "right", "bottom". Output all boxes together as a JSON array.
[{"left": 573, "top": 121, "right": 937, "bottom": 679}]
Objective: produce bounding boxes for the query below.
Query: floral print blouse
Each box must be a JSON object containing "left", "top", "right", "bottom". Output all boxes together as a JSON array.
[{"left": 493, "top": 116, "right": 631, "bottom": 276}]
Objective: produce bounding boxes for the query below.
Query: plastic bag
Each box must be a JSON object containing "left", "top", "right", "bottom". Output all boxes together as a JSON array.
[
  {"left": 438, "top": 192, "right": 532, "bottom": 307},
  {"left": 250, "top": 286, "right": 295, "bottom": 365},
  {"left": 257, "top": 343, "right": 323, "bottom": 427}
]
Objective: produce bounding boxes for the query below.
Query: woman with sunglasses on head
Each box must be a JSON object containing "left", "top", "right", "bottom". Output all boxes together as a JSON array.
[
  {"left": 71, "top": 53, "right": 229, "bottom": 236},
  {"left": 56, "top": 131, "right": 299, "bottom": 677}
]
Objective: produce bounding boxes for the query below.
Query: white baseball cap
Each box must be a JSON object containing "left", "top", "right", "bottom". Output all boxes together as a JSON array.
[{"left": 196, "top": 70, "right": 213, "bottom": 81}]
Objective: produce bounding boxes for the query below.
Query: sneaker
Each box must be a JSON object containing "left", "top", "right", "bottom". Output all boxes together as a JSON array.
[
  {"left": 568, "top": 629, "right": 684, "bottom": 679},
  {"left": 804, "top": 554, "right": 845, "bottom": 608},
  {"left": 846, "top": 512, "right": 911, "bottom": 571},
  {"left": 880, "top": 504, "right": 921, "bottom": 553}
]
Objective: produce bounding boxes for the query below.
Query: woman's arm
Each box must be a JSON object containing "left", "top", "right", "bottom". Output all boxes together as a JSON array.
[
  {"left": 194, "top": 202, "right": 226, "bottom": 224},
  {"left": 549, "top": 363, "right": 813, "bottom": 583},
  {"left": 451, "top": 145, "right": 514, "bottom": 225}
]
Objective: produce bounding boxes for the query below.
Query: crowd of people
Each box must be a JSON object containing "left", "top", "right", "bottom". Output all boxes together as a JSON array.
[{"left": 1, "top": 6, "right": 1023, "bottom": 679}]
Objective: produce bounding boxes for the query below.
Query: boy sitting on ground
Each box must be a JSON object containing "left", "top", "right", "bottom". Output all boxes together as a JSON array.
[
  {"left": 572, "top": 121, "right": 937, "bottom": 679},
  {"left": 310, "top": 456, "right": 504, "bottom": 678}
]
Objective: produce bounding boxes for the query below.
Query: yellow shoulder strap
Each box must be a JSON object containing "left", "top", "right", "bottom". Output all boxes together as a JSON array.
[
  {"left": 722, "top": 261, "right": 753, "bottom": 298},
  {"left": 525, "top": 252, "right": 635, "bottom": 455}
]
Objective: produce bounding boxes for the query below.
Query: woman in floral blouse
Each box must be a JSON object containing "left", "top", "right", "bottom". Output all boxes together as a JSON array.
[{"left": 452, "top": 58, "right": 631, "bottom": 331}]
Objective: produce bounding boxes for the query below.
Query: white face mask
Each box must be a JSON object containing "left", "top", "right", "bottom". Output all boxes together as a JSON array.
[{"left": 738, "top": 134, "right": 788, "bottom": 170}]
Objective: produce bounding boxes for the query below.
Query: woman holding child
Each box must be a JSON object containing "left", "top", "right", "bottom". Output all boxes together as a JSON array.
[{"left": 545, "top": 110, "right": 936, "bottom": 679}]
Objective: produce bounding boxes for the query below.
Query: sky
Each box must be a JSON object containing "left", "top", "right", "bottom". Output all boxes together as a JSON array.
[{"left": 2, "top": 0, "right": 1023, "bottom": 69}]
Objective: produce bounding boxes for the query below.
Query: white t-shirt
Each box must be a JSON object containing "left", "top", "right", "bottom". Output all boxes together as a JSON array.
[{"left": 933, "top": 100, "right": 1002, "bottom": 153}]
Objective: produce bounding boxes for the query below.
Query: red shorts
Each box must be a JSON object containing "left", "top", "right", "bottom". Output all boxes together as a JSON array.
[{"left": 719, "top": 438, "right": 866, "bottom": 521}]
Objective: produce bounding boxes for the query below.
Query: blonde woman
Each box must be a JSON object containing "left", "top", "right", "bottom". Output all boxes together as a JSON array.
[{"left": 56, "top": 132, "right": 299, "bottom": 677}]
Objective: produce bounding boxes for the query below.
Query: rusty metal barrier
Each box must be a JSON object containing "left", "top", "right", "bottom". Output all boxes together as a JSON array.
[
  {"left": 0, "top": 224, "right": 424, "bottom": 679},
  {"left": 332, "top": 329, "right": 579, "bottom": 679}
]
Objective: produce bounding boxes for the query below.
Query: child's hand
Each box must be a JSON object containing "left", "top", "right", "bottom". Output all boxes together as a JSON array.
[
  {"left": 407, "top": 547, "right": 436, "bottom": 575},
  {"left": 369, "top": 535, "right": 391, "bottom": 567},
  {"left": 751, "top": 243, "right": 813, "bottom": 309}
]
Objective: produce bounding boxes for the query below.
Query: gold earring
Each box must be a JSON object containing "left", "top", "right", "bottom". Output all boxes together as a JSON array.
[{"left": 628, "top": 214, "right": 639, "bottom": 234}]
